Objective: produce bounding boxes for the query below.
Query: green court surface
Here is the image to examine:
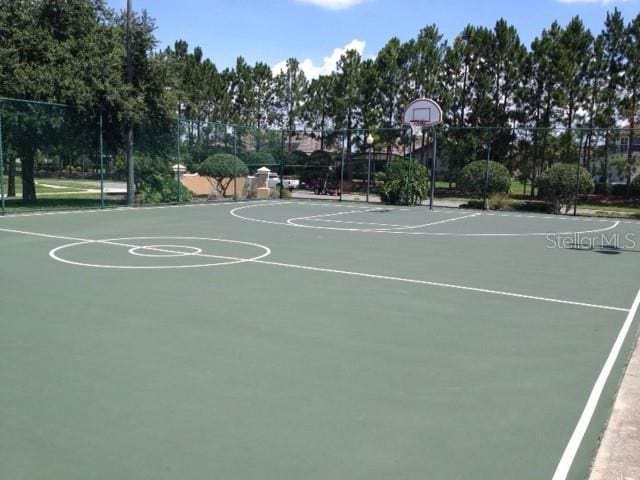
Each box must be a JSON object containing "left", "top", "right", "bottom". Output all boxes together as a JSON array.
[{"left": 1, "top": 200, "right": 639, "bottom": 480}]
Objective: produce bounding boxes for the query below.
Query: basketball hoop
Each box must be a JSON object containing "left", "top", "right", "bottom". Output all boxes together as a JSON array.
[
  {"left": 403, "top": 98, "right": 443, "bottom": 136},
  {"left": 402, "top": 98, "right": 442, "bottom": 211}
]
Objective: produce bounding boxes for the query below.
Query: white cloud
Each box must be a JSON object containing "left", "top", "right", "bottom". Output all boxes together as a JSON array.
[
  {"left": 556, "top": 0, "right": 629, "bottom": 4},
  {"left": 294, "top": 0, "right": 366, "bottom": 9},
  {"left": 273, "top": 39, "right": 366, "bottom": 80}
]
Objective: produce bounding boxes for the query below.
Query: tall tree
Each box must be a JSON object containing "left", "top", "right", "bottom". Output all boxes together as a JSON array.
[
  {"left": 332, "top": 49, "right": 363, "bottom": 179},
  {"left": 622, "top": 13, "right": 640, "bottom": 190},
  {"left": 303, "top": 75, "right": 333, "bottom": 151},
  {"left": 555, "top": 17, "right": 593, "bottom": 159},
  {"left": 275, "top": 58, "right": 308, "bottom": 149},
  {"left": 599, "top": 9, "right": 626, "bottom": 185}
]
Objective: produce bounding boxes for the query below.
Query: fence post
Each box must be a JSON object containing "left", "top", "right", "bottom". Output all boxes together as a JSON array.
[
  {"left": 99, "top": 112, "right": 104, "bottom": 209},
  {"left": 483, "top": 132, "right": 492, "bottom": 211},
  {"left": 280, "top": 129, "right": 285, "bottom": 200},
  {"left": 176, "top": 116, "right": 181, "bottom": 204},
  {"left": 406, "top": 127, "right": 413, "bottom": 206},
  {"left": 233, "top": 126, "right": 238, "bottom": 202},
  {"left": 0, "top": 108, "right": 4, "bottom": 216},
  {"left": 339, "top": 130, "right": 346, "bottom": 202},
  {"left": 573, "top": 131, "right": 584, "bottom": 217},
  {"left": 430, "top": 127, "right": 437, "bottom": 211}
]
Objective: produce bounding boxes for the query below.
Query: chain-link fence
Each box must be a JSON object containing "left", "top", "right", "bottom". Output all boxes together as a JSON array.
[{"left": 1, "top": 97, "right": 639, "bottom": 217}]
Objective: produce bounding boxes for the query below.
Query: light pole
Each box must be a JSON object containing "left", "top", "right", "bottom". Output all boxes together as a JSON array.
[{"left": 366, "top": 133, "right": 374, "bottom": 203}]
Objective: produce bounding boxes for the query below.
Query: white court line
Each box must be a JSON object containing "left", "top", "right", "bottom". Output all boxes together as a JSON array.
[
  {"left": 285, "top": 208, "right": 478, "bottom": 231},
  {"left": 249, "top": 259, "right": 629, "bottom": 313},
  {"left": 306, "top": 219, "right": 418, "bottom": 228},
  {"left": 383, "top": 221, "right": 620, "bottom": 237},
  {"left": 231, "top": 203, "right": 621, "bottom": 237},
  {"left": 552, "top": 288, "right": 640, "bottom": 480},
  {"left": 0, "top": 226, "right": 629, "bottom": 313},
  {"left": 2, "top": 198, "right": 638, "bottom": 226},
  {"left": 0, "top": 227, "right": 270, "bottom": 269},
  {"left": 409, "top": 213, "right": 481, "bottom": 228},
  {"left": 0, "top": 200, "right": 248, "bottom": 219},
  {"left": 49, "top": 236, "right": 271, "bottom": 269}
]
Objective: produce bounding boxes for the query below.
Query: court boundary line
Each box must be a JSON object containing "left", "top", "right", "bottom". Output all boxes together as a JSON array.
[
  {"left": 0, "top": 199, "right": 637, "bottom": 225},
  {"left": 249, "top": 259, "right": 629, "bottom": 313},
  {"left": 552, "top": 288, "right": 640, "bottom": 480},
  {"left": 0, "top": 225, "right": 630, "bottom": 313},
  {"left": 231, "top": 203, "right": 622, "bottom": 237},
  {"left": 286, "top": 209, "right": 481, "bottom": 232}
]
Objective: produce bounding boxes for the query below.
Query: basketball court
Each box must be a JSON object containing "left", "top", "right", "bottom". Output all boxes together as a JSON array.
[{"left": 1, "top": 200, "right": 639, "bottom": 479}]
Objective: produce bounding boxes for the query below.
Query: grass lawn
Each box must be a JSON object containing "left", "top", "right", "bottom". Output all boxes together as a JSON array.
[
  {"left": 37, "top": 178, "right": 102, "bottom": 190},
  {"left": 2, "top": 176, "right": 109, "bottom": 195},
  {"left": 435, "top": 179, "right": 536, "bottom": 196},
  {"left": 1, "top": 196, "right": 124, "bottom": 211}
]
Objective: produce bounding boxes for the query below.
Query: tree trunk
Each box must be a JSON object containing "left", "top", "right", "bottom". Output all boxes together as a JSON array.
[
  {"left": 8, "top": 157, "right": 16, "bottom": 197},
  {"left": 21, "top": 150, "right": 37, "bottom": 203},
  {"left": 346, "top": 110, "right": 352, "bottom": 181},
  {"left": 320, "top": 111, "right": 326, "bottom": 152},
  {"left": 627, "top": 115, "right": 635, "bottom": 196},
  {"left": 603, "top": 131, "right": 609, "bottom": 186}
]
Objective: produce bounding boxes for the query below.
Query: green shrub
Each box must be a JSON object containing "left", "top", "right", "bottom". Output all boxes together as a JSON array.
[
  {"left": 269, "top": 187, "right": 292, "bottom": 199},
  {"left": 375, "top": 157, "right": 428, "bottom": 205},
  {"left": 536, "top": 163, "right": 594, "bottom": 214},
  {"left": 295, "top": 150, "right": 335, "bottom": 186},
  {"left": 511, "top": 201, "right": 555, "bottom": 214},
  {"left": 245, "top": 151, "right": 276, "bottom": 169},
  {"left": 488, "top": 192, "right": 508, "bottom": 210},
  {"left": 197, "top": 153, "right": 248, "bottom": 197},
  {"left": 137, "top": 175, "right": 193, "bottom": 204},
  {"left": 631, "top": 175, "right": 640, "bottom": 198},
  {"left": 610, "top": 184, "right": 628, "bottom": 196},
  {"left": 458, "top": 160, "right": 511, "bottom": 197},
  {"left": 594, "top": 182, "right": 611, "bottom": 195},
  {"left": 460, "top": 199, "right": 484, "bottom": 210}
]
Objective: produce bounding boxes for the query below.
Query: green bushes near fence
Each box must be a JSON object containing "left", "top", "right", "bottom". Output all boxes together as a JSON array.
[
  {"left": 197, "top": 153, "right": 249, "bottom": 197},
  {"left": 631, "top": 175, "right": 640, "bottom": 198},
  {"left": 536, "top": 163, "right": 594, "bottom": 214},
  {"left": 375, "top": 157, "right": 428, "bottom": 206},
  {"left": 457, "top": 160, "right": 511, "bottom": 197}
]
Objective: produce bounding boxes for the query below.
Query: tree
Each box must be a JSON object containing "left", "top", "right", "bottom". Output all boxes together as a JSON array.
[
  {"left": 332, "top": 49, "right": 363, "bottom": 180},
  {"left": 197, "top": 153, "right": 248, "bottom": 197},
  {"left": 621, "top": 13, "right": 640, "bottom": 192},
  {"left": 303, "top": 76, "right": 333, "bottom": 150},
  {"left": 411, "top": 25, "right": 447, "bottom": 101},
  {"left": 375, "top": 156, "right": 428, "bottom": 205},
  {"left": 458, "top": 160, "right": 511, "bottom": 196},
  {"left": 0, "top": 0, "right": 128, "bottom": 202},
  {"left": 275, "top": 58, "right": 307, "bottom": 149},
  {"left": 555, "top": 17, "right": 593, "bottom": 159},
  {"left": 599, "top": 9, "right": 626, "bottom": 186},
  {"left": 536, "top": 163, "right": 594, "bottom": 213},
  {"left": 373, "top": 37, "right": 409, "bottom": 163}
]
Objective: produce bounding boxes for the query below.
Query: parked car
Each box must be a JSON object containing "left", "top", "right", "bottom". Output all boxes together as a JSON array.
[{"left": 267, "top": 173, "right": 300, "bottom": 190}]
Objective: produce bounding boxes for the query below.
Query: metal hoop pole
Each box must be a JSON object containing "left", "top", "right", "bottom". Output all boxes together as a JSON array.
[
  {"left": 99, "top": 112, "right": 104, "bottom": 209},
  {"left": 339, "top": 131, "right": 346, "bottom": 202},
  {"left": 0, "top": 111, "right": 5, "bottom": 216},
  {"left": 430, "top": 127, "right": 437, "bottom": 211}
]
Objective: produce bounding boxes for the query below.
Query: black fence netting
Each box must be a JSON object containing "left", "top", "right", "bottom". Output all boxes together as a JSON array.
[
  {"left": 0, "top": 97, "right": 114, "bottom": 213},
  {"left": 1, "top": 97, "right": 638, "bottom": 218}
]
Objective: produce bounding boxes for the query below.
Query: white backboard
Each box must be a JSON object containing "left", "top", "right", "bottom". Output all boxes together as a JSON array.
[{"left": 403, "top": 98, "right": 443, "bottom": 127}]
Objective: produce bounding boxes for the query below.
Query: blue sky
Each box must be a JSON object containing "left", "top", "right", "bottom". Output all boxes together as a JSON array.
[{"left": 105, "top": 0, "right": 638, "bottom": 78}]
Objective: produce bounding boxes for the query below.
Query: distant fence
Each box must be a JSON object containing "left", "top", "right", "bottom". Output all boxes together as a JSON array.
[{"left": 1, "top": 96, "right": 638, "bottom": 216}]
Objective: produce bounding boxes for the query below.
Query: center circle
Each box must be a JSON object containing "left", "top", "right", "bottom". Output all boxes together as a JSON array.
[
  {"left": 49, "top": 236, "right": 272, "bottom": 270},
  {"left": 128, "top": 245, "right": 204, "bottom": 258}
]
